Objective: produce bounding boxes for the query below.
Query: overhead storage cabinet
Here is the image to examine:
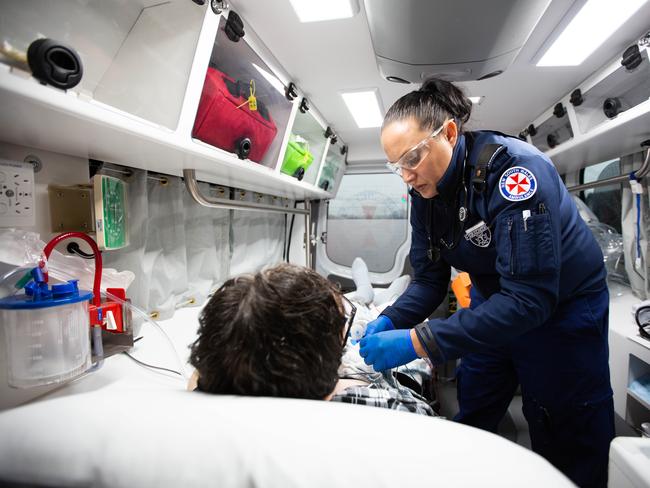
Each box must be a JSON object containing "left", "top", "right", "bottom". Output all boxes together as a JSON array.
[
  {"left": 572, "top": 46, "right": 650, "bottom": 134},
  {"left": 0, "top": 0, "right": 204, "bottom": 130},
  {"left": 521, "top": 42, "right": 650, "bottom": 173},
  {"left": 528, "top": 103, "right": 574, "bottom": 153},
  {"left": 318, "top": 139, "right": 347, "bottom": 194},
  {"left": 280, "top": 110, "right": 328, "bottom": 184},
  {"left": 192, "top": 13, "right": 293, "bottom": 169},
  {"left": 0, "top": 1, "right": 344, "bottom": 200}
]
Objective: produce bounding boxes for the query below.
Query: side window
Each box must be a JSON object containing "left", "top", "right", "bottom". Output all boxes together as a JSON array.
[
  {"left": 326, "top": 173, "right": 408, "bottom": 272},
  {"left": 580, "top": 159, "right": 622, "bottom": 233}
]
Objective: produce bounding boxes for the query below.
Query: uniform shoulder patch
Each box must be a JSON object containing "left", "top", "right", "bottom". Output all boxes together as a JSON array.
[{"left": 499, "top": 166, "right": 537, "bottom": 202}]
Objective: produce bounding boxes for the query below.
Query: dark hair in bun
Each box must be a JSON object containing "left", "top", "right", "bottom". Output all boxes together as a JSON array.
[{"left": 382, "top": 77, "right": 472, "bottom": 133}]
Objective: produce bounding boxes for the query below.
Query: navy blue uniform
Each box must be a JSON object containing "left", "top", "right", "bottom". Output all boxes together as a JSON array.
[{"left": 381, "top": 131, "right": 614, "bottom": 488}]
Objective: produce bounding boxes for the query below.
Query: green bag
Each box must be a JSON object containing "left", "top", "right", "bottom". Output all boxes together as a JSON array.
[{"left": 281, "top": 135, "right": 314, "bottom": 181}]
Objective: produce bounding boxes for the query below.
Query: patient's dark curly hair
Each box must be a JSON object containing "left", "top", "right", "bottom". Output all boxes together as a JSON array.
[{"left": 189, "top": 263, "right": 346, "bottom": 400}]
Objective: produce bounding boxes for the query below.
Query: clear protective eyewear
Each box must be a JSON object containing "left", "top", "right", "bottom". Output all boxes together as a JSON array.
[{"left": 385, "top": 121, "right": 447, "bottom": 177}]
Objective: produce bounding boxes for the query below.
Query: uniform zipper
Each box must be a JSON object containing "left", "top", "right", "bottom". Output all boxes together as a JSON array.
[{"left": 507, "top": 217, "right": 515, "bottom": 275}]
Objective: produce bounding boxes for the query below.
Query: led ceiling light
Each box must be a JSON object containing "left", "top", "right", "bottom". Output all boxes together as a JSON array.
[
  {"left": 469, "top": 96, "right": 484, "bottom": 105},
  {"left": 341, "top": 90, "right": 383, "bottom": 128},
  {"left": 537, "top": 0, "right": 648, "bottom": 66},
  {"left": 288, "top": 0, "right": 358, "bottom": 22}
]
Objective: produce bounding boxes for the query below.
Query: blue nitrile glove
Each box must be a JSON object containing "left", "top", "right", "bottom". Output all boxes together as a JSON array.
[
  {"left": 358, "top": 328, "right": 417, "bottom": 371},
  {"left": 351, "top": 315, "right": 395, "bottom": 345},
  {"left": 364, "top": 315, "right": 394, "bottom": 338}
]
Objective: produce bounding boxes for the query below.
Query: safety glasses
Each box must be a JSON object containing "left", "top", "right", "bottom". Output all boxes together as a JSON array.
[
  {"left": 385, "top": 120, "right": 448, "bottom": 177},
  {"left": 635, "top": 306, "right": 650, "bottom": 341},
  {"left": 340, "top": 294, "right": 357, "bottom": 347}
]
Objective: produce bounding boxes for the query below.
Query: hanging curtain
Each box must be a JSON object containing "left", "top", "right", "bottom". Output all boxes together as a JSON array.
[
  {"left": 229, "top": 189, "right": 286, "bottom": 277},
  {"left": 102, "top": 169, "right": 230, "bottom": 321},
  {"left": 621, "top": 151, "right": 649, "bottom": 299},
  {"left": 180, "top": 182, "right": 231, "bottom": 307}
]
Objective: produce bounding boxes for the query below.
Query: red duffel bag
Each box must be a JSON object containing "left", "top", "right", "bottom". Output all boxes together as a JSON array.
[{"left": 193, "top": 67, "right": 277, "bottom": 163}]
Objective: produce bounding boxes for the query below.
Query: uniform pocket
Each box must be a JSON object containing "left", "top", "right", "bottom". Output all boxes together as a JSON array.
[{"left": 496, "top": 209, "right": 558, "bottom": 277}]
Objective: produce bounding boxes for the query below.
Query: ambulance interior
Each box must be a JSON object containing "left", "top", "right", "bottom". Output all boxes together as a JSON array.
[{"left": 0, "top": 1, "right": 649, "bottom": 486}]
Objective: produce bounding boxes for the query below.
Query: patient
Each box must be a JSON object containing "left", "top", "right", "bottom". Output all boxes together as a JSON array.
[{"left": 188, "top": 263, "right": 434, "bottom": 415}]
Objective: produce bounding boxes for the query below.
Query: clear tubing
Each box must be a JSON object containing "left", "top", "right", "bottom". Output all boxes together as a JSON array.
[{"left": 104, "top": 290, "right": 189, "bottom": 380}]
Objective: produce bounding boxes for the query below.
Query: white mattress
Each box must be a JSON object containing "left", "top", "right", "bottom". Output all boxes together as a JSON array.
[{"left": 0, "top": 308, "right": 575, "bottom": 487}]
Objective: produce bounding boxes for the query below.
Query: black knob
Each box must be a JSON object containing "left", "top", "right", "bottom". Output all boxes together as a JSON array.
[
  {"left": 330, "top": 135, "right": 338, "bottom": 145},
  {"left": 293, "top": 167, "right": 305, "bottom": 181},
  {"left": 547, "top": 134, "right": 558, "bottom": 149},
  {"left": 236, "top": 137, "right": 252, "bottom": 159},
  {"left": 299, "top": 98, "right": 309, "bottom": 113},
  {"left": 603, "top": 97, "right": 622, "bottom": 119},
  {"left": 320, "top": 180, "right": 330, "bottom": 191},
  {"left": 225, "top": 11, "right": 245, "bottom": 42},
  {"left": 570, "top": 89, "right": 583, "bottom": 106},
  {"left": 621, "top": 44, "right": 642, "bottom": 71},
  {"left": 285, "top": 82, "right": 298, "bottom": 101},
  {"left": 553, "top": 103, "right": 566, "bottom": 118},
  {"left": 518, "top": 130, "right": 528, "bottom": 141},
  {"left": 340, "top": 144, "right": 348, "bottom": 155},
  {"left": 27, "top": 38, "right": 83, "bottom": 90},
  {"left": 527, "top": 124, "right": 537, "bottom": 137}
]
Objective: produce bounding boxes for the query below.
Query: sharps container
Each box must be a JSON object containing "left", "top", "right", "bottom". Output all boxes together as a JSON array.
[{"left": 0, "top": 268, "right": 93, "bottom": 388}]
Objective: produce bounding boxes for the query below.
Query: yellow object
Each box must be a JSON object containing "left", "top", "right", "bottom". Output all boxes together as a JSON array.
[
  {"left": 248, "top": 79, "right": 257, "bottom": 111},
  {"left": 451, "top": 272, "right": 472, "bottom": 309}
]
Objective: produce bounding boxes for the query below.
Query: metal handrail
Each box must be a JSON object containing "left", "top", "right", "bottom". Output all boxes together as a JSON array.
[
  {"left": 182, "top": 169, "right": 313, "bottom": 267},
  {"left": 567, "top": 144, "right": 650, "bottom": 193}
]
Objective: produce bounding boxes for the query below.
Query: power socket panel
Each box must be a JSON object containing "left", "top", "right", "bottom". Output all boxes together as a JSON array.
[{"left": 0, "top": 159, "right": 35, "bottom": 227}]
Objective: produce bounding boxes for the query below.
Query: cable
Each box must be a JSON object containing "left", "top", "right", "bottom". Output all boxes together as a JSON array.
[
  {"left": 285, "top": 200, "right": 299, "bottom": 261},
  {"left": 282, "top": 210, "right": 287, "bottom": 261},
  {"left": 123, "top": 351, "right": 183, "bottom": 377},
  {"left": 104, "top": 290, "right": 189, "bottom": 380},
  {"left": 66, "top": 242, "right": 95, "bottom": 260}
]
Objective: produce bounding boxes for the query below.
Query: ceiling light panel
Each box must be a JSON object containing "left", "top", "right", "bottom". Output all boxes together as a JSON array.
[
  {"left": 288, "top": 0, "right": 358, "bottom": 22},
  {"left": 341, "top": 90, "right": 383, "bottom": 128}
]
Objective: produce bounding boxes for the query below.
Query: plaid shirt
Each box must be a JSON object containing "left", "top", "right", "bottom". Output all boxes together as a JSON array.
[{"left": 331, "top": 382, "right": 436, "bottom": 416}]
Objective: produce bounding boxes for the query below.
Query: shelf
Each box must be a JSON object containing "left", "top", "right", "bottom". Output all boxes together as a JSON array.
[
  {"left": 0, "top": 66, "right": 330, "bottom": 200},
  {"left": 627, "top": 388, "right": 650, "bottom": 411},
  {"left": 546, "top": 98, "right": 650, "bottom": 174}
]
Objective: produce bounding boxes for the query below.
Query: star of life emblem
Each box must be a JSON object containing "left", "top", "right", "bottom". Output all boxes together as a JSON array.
[
  {"left": 464, "top": 220, "right": 491, "bottom": 248},
  {"left": 499, "top": 166, "right": 537, "bottom": 202}
]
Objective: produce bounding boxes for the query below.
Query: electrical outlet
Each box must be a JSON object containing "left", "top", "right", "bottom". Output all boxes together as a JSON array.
[{"left": 0, "top": 159, "right": 35, "bottom": 227}]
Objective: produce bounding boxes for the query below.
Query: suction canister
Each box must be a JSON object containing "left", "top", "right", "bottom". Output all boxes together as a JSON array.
[{"left": 0, "top": 267, "right": 92, "bottom": 388}]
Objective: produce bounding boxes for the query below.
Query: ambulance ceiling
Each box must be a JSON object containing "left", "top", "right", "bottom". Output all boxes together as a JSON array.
[{"left": 232, "top": 0, "right": 650, "bottom": 163}]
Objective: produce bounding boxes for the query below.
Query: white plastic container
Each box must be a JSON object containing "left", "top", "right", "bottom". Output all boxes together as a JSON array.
[{"left": 0, "top": 276, "right": 92, "bottom": 388}]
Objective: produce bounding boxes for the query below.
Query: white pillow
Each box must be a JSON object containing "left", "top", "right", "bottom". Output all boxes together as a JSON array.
[{"left": 0, "top": 388, "right": 574, "bottom": 488}]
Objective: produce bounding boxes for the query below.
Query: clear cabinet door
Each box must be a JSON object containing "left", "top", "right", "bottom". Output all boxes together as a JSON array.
[
  {"left": 280, "top": 110, "right": 328, "bottom": 184},
  {"left": 1, "top": 0, "right": 205, "bottom": 130},
  {"left": 192, "top": 14, "right": 293, "bottom": 168},
  {"left": 318, "top": 139, "right": 347, "bottom": 194}
]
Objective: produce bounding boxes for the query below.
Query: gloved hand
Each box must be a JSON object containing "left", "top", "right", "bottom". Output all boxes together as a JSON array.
[
  {"left": 351, "top": 315, "right": 394, "bottom": 345},
  {"left": 359, "top": 328, "right": 417, "bottom": 371},
  {"left": 364, "top": 315, "right": 394, "bottom": 338}
]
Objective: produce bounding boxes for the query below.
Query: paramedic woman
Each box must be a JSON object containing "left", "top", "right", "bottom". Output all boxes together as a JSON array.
[{"left": 358, "top": 78, "right": 614, "bottom": 488}]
